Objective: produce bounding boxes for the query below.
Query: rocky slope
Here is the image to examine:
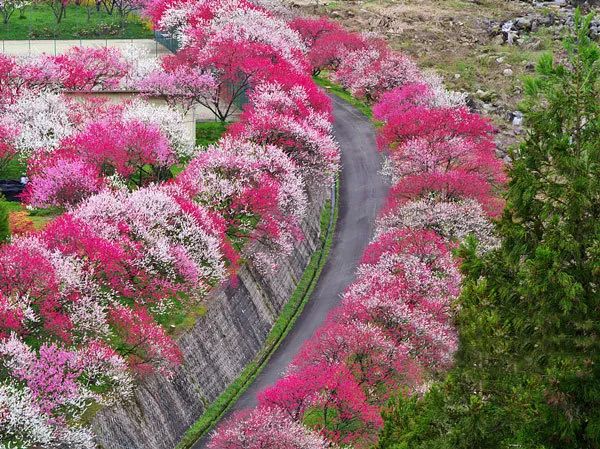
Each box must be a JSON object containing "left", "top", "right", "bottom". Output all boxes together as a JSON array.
[{"left": 284, "top": 0, "right": 599, "bottom": 154}]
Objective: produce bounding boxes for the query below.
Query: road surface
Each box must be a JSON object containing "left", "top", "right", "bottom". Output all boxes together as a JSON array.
[{"left": 193, "top": 93, "right": 388, "bottom": 448}]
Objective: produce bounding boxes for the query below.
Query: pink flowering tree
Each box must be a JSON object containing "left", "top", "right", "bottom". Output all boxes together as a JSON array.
[
  {"left": 143, "top": 0, "right": 183, "bottom": 28},
  {"left": 0, "top": 55, "right": 21, "bottom": 109},
  {"left": 0, "top": 236, "right": 78, "bottom": 342},
  {"left": 177, "top": 0, "right": 306, "bottom": 71},
  {"left": 0, "top": 233, "right": 109, "bottom": 344},
  {"left": 372, "top": 83, "right": 435, "bottom": 121},
  {"left": 21, "top": 115, "right": 179, "bottom": 209},
  {"left": 377, "top": 105, "right": 504, "bottom": 184},
  {"left": 290, "top": 320, "right": 414, "bottom": 403},
  {"left": 258, "top": 363, "right": 383, "bottom": 446},
  {"left": 227, "top": 81, "right": 339, "bottom": 181},
  {"left": 375, "top": 102, "right": 505, "bottom": 216},
  {"left": 109, "top": 305, "right": 182, "bottom": 376},
  {"left": 289, "top": 16, "right": 365, "bottom": 75},
  {"left": 0, "top": 379, "right": 95, "bottom": 448},
  {"left": 376, "top": 197, "right": 499, "bottom": 253},
  {"left": 137, "top": 66, "right": 217, "bottom": 114},
  {"left": 160, "top": 38, "right": 300, "bottom": 122},
  {"left": 64, "top": 117, "right": 175, "bottom": 185},
  {"left": 120, "top": 99, "right": 196, "bottom": 161},
  {"left": 342, "top": 228, "right": 461, "bottom": 371},
  {"left": 386, "top": 169, "right": 504, "bottom": 217},
  {"left": 148, "top": 0, "right": 308, "bottom": 121},
  {"left": 0, "top": 123, "right": 16, "bottom": 174},
  {"left": 22, "top": 155, "right": 104, "bottom": 209},
  {"left": 332, "top": 40, "right": 422, "bottom": 102},
  {"left": 41, "top": 213, "right": 150, "bottom": 302},
  {"left": 50, "top": 47, "right": 129, "bottom": 91},
  {"left": 177, "top": 138, "right": 306, "bottom": 271},
  {"left": 209, "top": 406, "right": 334, "bottom": 449}
]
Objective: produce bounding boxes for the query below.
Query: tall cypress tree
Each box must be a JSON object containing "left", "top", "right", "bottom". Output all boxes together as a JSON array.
[{"left": 378, "top": 11, "right": 600, "bottom": 449}]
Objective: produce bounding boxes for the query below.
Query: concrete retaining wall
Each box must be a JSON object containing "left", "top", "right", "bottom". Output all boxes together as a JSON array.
[{"left": 92, "top": 184, "right": 329, "bottom": 449}]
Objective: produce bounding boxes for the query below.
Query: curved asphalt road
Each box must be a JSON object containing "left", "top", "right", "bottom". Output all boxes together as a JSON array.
[{"left": 193, "top": 94, "right": 388, "bottom": 448}]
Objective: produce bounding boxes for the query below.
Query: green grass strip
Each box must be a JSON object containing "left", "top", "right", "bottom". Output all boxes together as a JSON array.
[
  {"left": 195, "top": 121, "right": 229, "bottom": 148},
  {"left": 313, "top": 75, "right": 373, "bottom": 119},
  {"left": 175, "top": 179, "right": 340, "bottom": 449}
]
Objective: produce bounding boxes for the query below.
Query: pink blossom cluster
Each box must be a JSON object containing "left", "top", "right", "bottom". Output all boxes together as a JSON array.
[
  {"left": 1, "top": 4, "right": 341, "bottom": 447},
  {"left": 209, "top": 406, "right": 334, "bottom": 449},
  {"left": 289, "top": 16, "right": 365, "bottom": 76},
  {"left": 141, "top": 0, "right": 339, "bottom": 272},
  {"left": 210, "top": 16, "right": 504, "bottom": 449},
  {"left": 0, "top": 334, "right": 132, "bottom": 448},
  {"left": 0, "top": 184, "right": 232, "bottom": 445},
  {"left": 375, "top": 84, "right": 506, "bottom": 217},
  {"left": 0, "top": 47, "right": 129, "bottom": 96},
  {"left": 227, "top": 79, "right": 339, "bottom": 182},
  {"left": 288, "top": 17, "right": 468, "bottom": 106}
]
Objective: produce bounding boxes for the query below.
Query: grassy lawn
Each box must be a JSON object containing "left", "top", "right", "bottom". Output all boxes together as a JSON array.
[
  {"left": 0, "top": 198, "right": 58, "bottom": 229},
  {"left": 0, "top": 159, "right": 58, "bottom": 231},
  {"left": 0, "top": 3, "right": 152, "bottom": 40},
  {"left": 196, "top": 121, "right": 228, "bottom": 147}
]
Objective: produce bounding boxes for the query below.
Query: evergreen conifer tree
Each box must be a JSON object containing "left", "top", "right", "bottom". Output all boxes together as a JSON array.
[{"left": 378, "top": 11, "right": 600, "bottom": 449}]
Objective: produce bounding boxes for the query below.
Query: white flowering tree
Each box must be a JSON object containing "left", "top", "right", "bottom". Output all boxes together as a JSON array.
[
  {"left": 121, "top": 100, "right": 195, "bottom": 161},
  {"left": 3, "top": 89, "right": 74, "bottom": 161}
]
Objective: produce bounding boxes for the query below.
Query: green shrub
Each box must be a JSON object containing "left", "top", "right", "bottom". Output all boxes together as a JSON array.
[{"left": 0, "top": 201, "right": 9, "bottom": 243}]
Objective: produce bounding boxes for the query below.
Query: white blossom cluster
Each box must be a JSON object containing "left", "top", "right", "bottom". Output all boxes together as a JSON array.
[
  {"left": 119, "top": 44, "right": 161, "bottom": 90},
  {"left": 422, "top": 71, "right": 468, "bottom": 109},
  {"left": 3, "top": 89, "right": 74, "bottom": 160},
  {"left": 376, "top": 197, "right": 500, "bottom": 253},
  {"left": 122, "top": 99, "right": 195, "bottom": 159}
]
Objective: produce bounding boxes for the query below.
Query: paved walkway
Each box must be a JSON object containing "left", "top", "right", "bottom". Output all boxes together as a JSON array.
[
  {"left": 192, "top": 94, "right": 388, "bottom": 448},
  {"left": 0, "top": 38, "right": 169, "bottom": 57}
]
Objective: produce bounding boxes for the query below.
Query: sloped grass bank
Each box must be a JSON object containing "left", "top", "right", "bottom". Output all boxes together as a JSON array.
[
  {"left": 175, "top": 179, "right": 339, "bottom": 449},
  {"left": 314, "top": 75, "right": 372, "bottom": 119}
]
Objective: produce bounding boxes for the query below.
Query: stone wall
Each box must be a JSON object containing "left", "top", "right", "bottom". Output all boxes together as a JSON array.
[{"left": 92, "top": 184, "right": 330, "bottom": 449}]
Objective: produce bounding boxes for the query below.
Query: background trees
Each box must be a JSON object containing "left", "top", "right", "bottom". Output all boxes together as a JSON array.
[
  {"left": 377, "top": 11, "right": 600, "bottom": 449},
  {"left": 0, "top": 0, "right": 29, "bottom": 24}
]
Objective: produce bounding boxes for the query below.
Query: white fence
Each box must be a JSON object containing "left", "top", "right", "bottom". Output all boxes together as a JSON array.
[{"left": 0, "top": 38, "right": 169, "bottom": 56}]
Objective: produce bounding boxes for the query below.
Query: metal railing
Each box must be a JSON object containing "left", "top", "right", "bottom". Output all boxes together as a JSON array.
[{"left": 154, "top": 30, "right": 179, "bottom": 54}]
